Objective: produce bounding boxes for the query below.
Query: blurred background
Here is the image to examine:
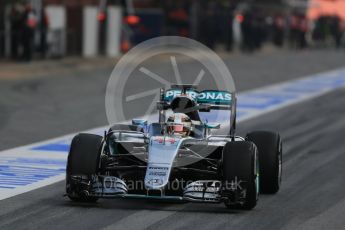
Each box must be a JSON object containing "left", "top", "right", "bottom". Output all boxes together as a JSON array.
[{"left": 0, "top": 0, "right": 344, "bottom": 62}]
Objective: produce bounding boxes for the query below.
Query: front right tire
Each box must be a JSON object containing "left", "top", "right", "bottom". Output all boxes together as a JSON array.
[{"left": 66, "top": 133, "right": 103, "bottom": 202}]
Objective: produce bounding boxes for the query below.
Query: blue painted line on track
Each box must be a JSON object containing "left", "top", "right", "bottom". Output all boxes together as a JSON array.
[
  {"left": 31, "top": 143, "right": 70, "bottom": 152},
  {"left": 0, "top": 186, "right": 15, "bottom": 189},
  {"left": 0, "top": 157, "right": 66, "bottom": 189}
]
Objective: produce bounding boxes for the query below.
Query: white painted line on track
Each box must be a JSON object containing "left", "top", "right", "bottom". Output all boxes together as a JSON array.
[{"left": 0, "top": 67, "right": 345, "bottom": 200}]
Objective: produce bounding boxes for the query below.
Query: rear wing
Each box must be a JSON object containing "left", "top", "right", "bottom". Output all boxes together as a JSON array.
[{"left": 163, "top": 87, "right": 234, "bottom": 111}]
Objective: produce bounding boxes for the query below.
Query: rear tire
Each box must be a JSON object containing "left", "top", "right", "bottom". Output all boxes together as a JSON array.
[
  {"left": 246, "top": 131, "right": 282, "bottom": 194},
  {"left": 222, "top": 141, "right": 259, "bottom": 210},
  {"left": 66, "top": 133, "right": 103, "bottom": 202}
]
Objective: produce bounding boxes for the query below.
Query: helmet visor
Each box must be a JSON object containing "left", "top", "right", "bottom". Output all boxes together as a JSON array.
[{"left": 172, "top": 124, "right": 184, "bottom": 132}]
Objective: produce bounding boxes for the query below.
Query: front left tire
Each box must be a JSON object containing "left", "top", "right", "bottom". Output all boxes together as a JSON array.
[
  {"left": 246, "top": 131, "right": 282, "bottom": 194},
  {"left": 222, "top": 141, "right": 259, "bottom": 210}
]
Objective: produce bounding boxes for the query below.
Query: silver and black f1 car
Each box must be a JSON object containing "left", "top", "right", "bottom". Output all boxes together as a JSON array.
[{"left": 66, "top": 85, "right": 282, "bottom": 210}]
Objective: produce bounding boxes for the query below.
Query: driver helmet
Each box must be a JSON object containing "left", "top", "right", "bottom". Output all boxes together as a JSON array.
[{"left": 167, "top": 113, "right": 192, "bottom": 137}]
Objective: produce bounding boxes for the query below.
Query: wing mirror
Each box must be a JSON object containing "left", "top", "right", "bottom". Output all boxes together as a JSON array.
[
  {"left": 132, "top": 119, "right": 148, "bottom": 126},
  {"left": 205, "top": 123, "right": 220, "bottom": 129}
]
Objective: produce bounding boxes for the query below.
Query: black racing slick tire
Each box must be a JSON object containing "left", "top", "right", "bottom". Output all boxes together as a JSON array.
[
  {"left": 66, "top": 133, "right": 103, "bottom": 202},
  {"left": 222, "top": 141, "right": 259, "bottom": 210},
  {"left": 246, "top": 131, "right": 282, "bottom": 194}
]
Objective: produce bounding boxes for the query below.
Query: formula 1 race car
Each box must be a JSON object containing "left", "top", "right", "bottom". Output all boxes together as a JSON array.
[{"left": 66, "top": 85, "right": 282, "bottom": 210}]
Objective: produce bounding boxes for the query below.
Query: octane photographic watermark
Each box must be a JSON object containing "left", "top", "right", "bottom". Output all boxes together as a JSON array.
[
  {"left": 101, "top": 177, "right": 244, "bottom": 192},
  {"left": 105, "top": 36, "right": 236, "bottom": 166}
]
